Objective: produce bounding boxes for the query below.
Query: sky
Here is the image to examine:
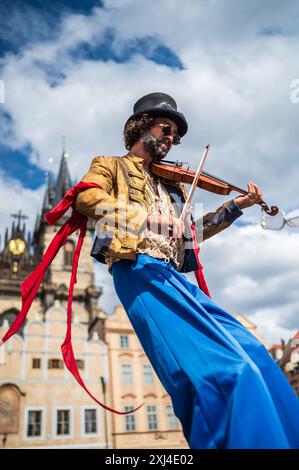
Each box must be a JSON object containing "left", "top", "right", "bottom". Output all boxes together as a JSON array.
[{"left": 0, "top": 0, "right": 298, "bottom": 346}]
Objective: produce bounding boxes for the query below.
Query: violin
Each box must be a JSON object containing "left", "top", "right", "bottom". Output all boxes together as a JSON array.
[{"left": 150, "top": 160, "right": 278, "bottom": 216}]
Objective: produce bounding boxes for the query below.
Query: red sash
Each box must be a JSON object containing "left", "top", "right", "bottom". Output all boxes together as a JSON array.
[
  {"left": 191, "top": 222, "right": 211, "bottom": 298},
  {"left": 0, "top": 181, "right": 210, "bottom": 413}
]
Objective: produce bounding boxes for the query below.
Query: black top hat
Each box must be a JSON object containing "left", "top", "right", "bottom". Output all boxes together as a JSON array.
[{"left": 125, "top": 92, "right": 188, "bottom": 137}]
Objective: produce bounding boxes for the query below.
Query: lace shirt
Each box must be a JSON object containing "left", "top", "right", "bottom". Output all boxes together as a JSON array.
[{"left": 104, "top": 170, "right": 185, "bottom": 272}]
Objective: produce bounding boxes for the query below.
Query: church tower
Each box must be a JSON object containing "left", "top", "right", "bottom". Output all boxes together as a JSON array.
[{"left": 34, "top": 147, "right": 103, "bottom": 326}]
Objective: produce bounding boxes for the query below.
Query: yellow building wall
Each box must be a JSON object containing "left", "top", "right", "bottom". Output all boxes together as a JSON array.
[
  {"left": 104, "top": 305, "right": 188, "bottom": 449},
  {"left": 0, "top": 303, "right": 112, "bottom": 449}
]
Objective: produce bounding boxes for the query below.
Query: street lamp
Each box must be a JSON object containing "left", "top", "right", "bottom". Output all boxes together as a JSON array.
[
  {"left": 261, "top": 209, "right": 299, "bottom": 230},
  {"left": 100, "top": 376, "right": 109, "bottom": 449}
]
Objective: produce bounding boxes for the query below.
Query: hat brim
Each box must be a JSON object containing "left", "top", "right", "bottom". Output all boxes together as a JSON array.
[{"left": 125, "top": 108, "right": 188, "bottom": 137}]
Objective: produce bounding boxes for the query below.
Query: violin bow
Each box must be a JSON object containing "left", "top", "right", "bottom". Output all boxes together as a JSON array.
[{"left": 179, "top": 144, "right": 210, "bottom": 223}]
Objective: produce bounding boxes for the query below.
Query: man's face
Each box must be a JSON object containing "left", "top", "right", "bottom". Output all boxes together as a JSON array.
[{"left": 142, "top": 117, "right": 179, "bottom": 161}]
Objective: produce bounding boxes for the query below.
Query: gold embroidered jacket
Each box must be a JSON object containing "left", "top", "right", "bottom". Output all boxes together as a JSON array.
[{"left": 75, "top": 154, "right": 243, "bottom": 272}]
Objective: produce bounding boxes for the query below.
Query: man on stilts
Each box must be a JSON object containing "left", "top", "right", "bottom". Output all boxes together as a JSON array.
[
  {"left": 75, "top": 92, "right": 299, "bottom": 449},
  {"left": 2, "top": 92, "right": 299, "bottom": 449}
]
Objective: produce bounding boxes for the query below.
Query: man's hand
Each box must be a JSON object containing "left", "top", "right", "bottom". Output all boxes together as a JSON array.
[
  {"left": 147, "top": 214, "right": 185, "bottom": 238},
  {"left": 234, "top": 181, "right": 264, "bottom": 210}
]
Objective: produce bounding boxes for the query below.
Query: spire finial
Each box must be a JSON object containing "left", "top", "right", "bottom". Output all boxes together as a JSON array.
[
  {"left": 62, "top": 133, "right": 66, "bottom": 155},
  {"left": 11, "top": 210, "right": 28, "bottom": 230},
  {"left": 54, "top": 135, "right": 72, "bottom": 204}
]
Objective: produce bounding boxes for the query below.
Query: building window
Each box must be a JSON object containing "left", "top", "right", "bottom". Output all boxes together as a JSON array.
[
  {"left": 0, "top": 343, "right": 5, "bottom": 364},
  {"left": 124, "top": 405, "right": 136, "bottom": 432},
  {"left": 165, "top": 404, "right": 179, "bottom": 430},
  {"left": 120, "top": 335, "right": 129, "bottom": 348},
  {"left": 76, "top": 359, "right": 84, "bottom": 370},
  {"left": 84, "top": 409, "right": 97, "bottom": 434},
  {"left": 121, "top": 364, "right": 133, "bottom": 384},
  {"left": 64, "top": 240, "right": 74, "bottom": 267},
  {"left": 146, "top": 405, "right": 158, "bottom": 431},
  {"left": 27, "top": 410, "right": 42, "bottom": 437},
  {"left": 48, "top": 359, "right": 63, "bottom": 369},
  {"left": 56, "top": 409, "right": 71, "bottom": 436},
  {"left": 32, "top": 358, "right": 41, "bottom": 369},
  {"left": 143, "top": 364, "right": 154, "bottom": 384}
]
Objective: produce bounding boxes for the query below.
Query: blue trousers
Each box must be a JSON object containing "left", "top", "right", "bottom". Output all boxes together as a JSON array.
[{"left": 112, "top": 253, "right": 299, "bottom": 449}]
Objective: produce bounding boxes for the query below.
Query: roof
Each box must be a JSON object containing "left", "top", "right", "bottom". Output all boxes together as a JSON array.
[{"left": 54, "top": 151, "right": 72, "bottom": 205}]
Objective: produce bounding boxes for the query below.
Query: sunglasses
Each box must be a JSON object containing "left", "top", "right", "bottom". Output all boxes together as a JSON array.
[{"left": 156, "top": 124, "right": 181, "bottom": 145}]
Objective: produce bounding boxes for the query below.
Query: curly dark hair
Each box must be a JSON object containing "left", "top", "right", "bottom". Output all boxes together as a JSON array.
[{"left": 124, "top": 113, "right": 155, "bottom": 150}]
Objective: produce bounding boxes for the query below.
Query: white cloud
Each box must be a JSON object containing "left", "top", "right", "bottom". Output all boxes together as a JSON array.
[
  {"left": 187, "top": 223, "right": 299, "bottom": 344},
  {"left": 1, "top": 0, "right": 299, "bottom": 345}
]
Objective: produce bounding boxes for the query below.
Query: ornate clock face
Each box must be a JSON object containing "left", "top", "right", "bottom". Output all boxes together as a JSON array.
[{"left": 8, "top": 238, "right": 26, "bottom": 256}]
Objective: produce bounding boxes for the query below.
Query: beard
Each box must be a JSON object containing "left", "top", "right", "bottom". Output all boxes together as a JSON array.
[{"left": 143, "top": 134, "right": 171, "bottom": 161}]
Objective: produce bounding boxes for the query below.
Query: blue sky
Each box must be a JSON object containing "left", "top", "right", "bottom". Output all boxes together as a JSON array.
[
  {"left": 0, "top": 0, "right": 182, "bottom": 190},
  {"left": 0, "top": 0, "right": 299, "bottom": 344},
  {"left": 0, "top": 1, "right": 99, "bottom": 189},
  {"left": 0, "top": 1, "right": 101, "bottom": 58}
]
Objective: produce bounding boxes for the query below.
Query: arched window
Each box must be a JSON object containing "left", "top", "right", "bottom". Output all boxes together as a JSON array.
[
  {"left": 0, "top": 384, "right": 23, "bottom": 435},
  {"left": 64, "top": 240, "right": 74, "bottom": 267}
]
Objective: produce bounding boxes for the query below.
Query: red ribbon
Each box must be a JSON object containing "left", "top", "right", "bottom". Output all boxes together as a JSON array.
[
  {"left": 191, "top": 222, "right": 211, "bottom": 298},
  {"left": 0, "top": 181, "right": 210, "bottom": 413},
  {"left": 0, "top": 181, "right": 143, "bottom": 415}
]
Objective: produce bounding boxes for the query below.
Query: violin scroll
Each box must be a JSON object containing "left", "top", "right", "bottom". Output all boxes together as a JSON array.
[{"left": 259, "top": 202, "right": 279, "bottom": 216}]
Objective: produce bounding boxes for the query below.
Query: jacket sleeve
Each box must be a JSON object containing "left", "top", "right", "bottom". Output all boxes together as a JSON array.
[
  {"left": 195, "top": 199, "right": 243, "bottom": 242},
  {"left": 75, "top": 156, "right": 148, "bottom": 239}
]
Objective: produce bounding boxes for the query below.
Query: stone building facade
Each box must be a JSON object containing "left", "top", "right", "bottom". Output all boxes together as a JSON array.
[
  {"left": 91, "top": 305, "right": 188, "bottom": 449},
  {"left": 0, "top": 306, "right": 109, "bottom": 449},
  {"left": 269, "top": 331, "right": 299, "bottom": 398}
]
